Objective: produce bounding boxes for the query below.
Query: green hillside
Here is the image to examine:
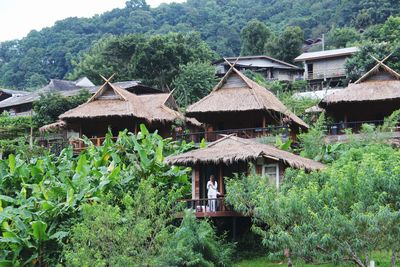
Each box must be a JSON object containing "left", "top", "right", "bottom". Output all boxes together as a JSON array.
[{"left": 0, "top": 0, "right": 399, "bottom": 89}]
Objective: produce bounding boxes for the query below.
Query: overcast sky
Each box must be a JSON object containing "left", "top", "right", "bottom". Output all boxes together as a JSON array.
[{"left": 0, "top": 0, "right": 186, "bottom": 42}]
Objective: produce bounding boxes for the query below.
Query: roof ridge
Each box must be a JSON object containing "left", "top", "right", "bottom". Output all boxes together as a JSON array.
[
  {"left": 208, "top": 134, "right": 237, "bottom": 147},
  {"left": 355, "top": 61, "right": 400, "bottom": 84}
]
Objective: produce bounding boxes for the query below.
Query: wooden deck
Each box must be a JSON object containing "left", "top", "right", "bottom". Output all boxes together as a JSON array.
[{"left": 178, "top": 198, "right": 245, "bottom": 218}]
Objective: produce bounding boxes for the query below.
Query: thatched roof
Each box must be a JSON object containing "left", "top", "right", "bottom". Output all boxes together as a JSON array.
[
  {"left": 59, "top": 79, "right": 185, "bottom": 123},
  {"left": 320, "top": 60, "right": 400, "bottom": 106},
  {"left": 39, "top": 120, "right": 67, "bottom": 133},
  {"left": 165, "top": 135, "right": 325, "bottom": 171},
  {"left": 186, "top": 66, "right": 308, "bottom": 128}
]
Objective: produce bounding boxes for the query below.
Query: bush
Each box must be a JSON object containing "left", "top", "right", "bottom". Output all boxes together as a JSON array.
[{"left": 158, "top": 210, "right": 234, "bottom": 267}]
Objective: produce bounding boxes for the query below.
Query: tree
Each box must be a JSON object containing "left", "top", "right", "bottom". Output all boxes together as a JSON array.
[
  {"left": 326, "top": 27, "right": 361, "bottom": 49},
  {"left": 345, "top": 42, "right": 400, "bottom": 82},
  {"left": 240, "top": 19, "right": 271, "bottom": 56},
  {"left": 267, "top": 26, "right": 304, "bottom": 63},
  {"left": 131, "top": 32, "right": 216, "bottom": 90},
  {"left": 32, "top": 89, "right": 90, "bottom": 127},
  {"left": 226, "top": 143, "right": 400, "bottom": 267},
  {"left": 378, "top": 16, "right": 400, "bottom": 44},
  {"left": 172, "top": 61, "right": 218, "bottom": 107},
  {"left": 68, "top": 34, "right": 146, "bottom": 84},
  {"left": 158, "top": 210, "right": 234, "bottom": 266},
  {"left": 0, "top": 126, "right": 193, "bottom": 265}
]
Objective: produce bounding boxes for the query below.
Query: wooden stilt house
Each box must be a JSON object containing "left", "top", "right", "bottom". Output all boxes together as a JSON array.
[
  {"left": 166, "top": 135, "right": 324, "bottom": 217},
  {"left": 320, "top": 56, "right": 400, "bottom": 134},
  {"left": 184, "top": 65, "right": 309, "bottom": 142},
  {"left": 56, "top": 77, "right": 200, "bottom": 152}
]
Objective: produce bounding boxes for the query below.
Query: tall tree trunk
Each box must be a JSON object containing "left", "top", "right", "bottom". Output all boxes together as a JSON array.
[
  {"left": 351, "top": 253, "right": 366, "bottom": 267},
  {"left": 391, "top": 250, "right": 396, "bottom": 267}
]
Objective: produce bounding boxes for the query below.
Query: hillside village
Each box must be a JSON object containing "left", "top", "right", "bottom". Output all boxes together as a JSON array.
[{"left": 1, "top": 1, "right": 400, "bottom": 266}]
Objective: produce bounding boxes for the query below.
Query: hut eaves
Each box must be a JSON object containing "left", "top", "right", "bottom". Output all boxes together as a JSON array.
[
  {"left": 165, "top": 135, "right": 325, "bottom": 171},
  {"left": 186, "top": 66, "right": 309, "bottom": 128}
]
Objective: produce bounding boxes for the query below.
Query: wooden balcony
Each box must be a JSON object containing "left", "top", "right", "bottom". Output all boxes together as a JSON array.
[
  {"left": 306, "top": 67, "right": 346, "bottom": 80},
  {"left": 326, "top": 120, "right": 400, "bottom": 135},
  {"left": 70, "top": 136, "right": 118, "bottom": 153},
  {"left": 176, "top": 126, "right": 289, "bottom": 143},
  {"left": 178, "top": 197, "right": 243, "bottom": 218}
]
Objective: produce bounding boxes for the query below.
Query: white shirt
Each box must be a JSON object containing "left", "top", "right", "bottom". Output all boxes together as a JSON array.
[{"left": 207, "top": 181, "right": 218, "bottom": 198}]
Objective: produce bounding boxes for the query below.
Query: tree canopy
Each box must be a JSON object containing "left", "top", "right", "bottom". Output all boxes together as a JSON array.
[{"left": 1, "top": 0, "right": 400, "bottom": 89}]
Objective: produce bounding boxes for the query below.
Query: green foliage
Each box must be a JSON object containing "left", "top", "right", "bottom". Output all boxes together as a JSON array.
[
  {"left": 32, "top": 89, "right": 90, "bottom": 127},
  {"left": 2, "top": 0, "right": 400, "bottom": 89},
  {"left": 345, "top": 42, "right": 400, "bottom": 82},
  {"left": 68, "top": 34, "right": 146, "bottom": 84},
  {"left": 71, "top": 32, "right": 215, "bottom": 90},
  {"left": 0, "top": 113, "right": 39, "bottom": 157},
  {"left": 267, "top": 26, "right": 304, "bottom": 63},
  {"left": 172, "top": 61, "right": 218, "bottom": 107},
  {"left": 326, "top": 27, "right": 361, "bottom": 49},
  {"left": 240, "top": 19, "right": 271, "bottom": 56},
  {"left": 226, "top": 144, "right": 400, "bottom": 266},
  {"left": 158, "top": 210, "right": 234, "bottom": 267},
  {"left": 0, "top": 126, "right": 192, "bottom": 265},
  {"left": 65, "top": 178, "right": 179, "bottom": 266},
  {"left": 297, "top": 113, "right": 327, "bottom": 161},
  {"left": 131, "top": 32, "right": 215, "bottom": 90}
]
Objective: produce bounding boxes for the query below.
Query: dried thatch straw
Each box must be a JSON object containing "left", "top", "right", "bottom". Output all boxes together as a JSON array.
[
  {"left": 165, "top": 135, "right": 325, "bottom": 171},
  {"left": 59, "top": 79, "right": 189, "bottom": 124},
  {"left": 39, "top": 120, "right": 66, "bottom": 133},
  {"left": 321, "top": 60, "right": 400, "bottom": 106},
  {"left": 186, "top": 66, "right": 309, "bottom": 129}
]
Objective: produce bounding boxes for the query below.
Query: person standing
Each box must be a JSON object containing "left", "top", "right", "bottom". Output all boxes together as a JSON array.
[{"left": 207, "top": 175, "right": 219, "bottom": 212}]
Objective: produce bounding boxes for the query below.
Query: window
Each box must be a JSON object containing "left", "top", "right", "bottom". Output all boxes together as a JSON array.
[{"left": 262, "top": 164, "right": 280, "bottom": 189}]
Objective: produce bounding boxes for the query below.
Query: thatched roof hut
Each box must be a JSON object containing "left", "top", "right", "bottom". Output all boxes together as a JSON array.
[
  {"left": 186, "top": 66, "right": 308, "bottom": 129},
  {"left": 321, "top": 61, "right": 400, "bottom": 106},
  {"left": 166, "top": 135, "right": 324, "bottom": 171},
  {"left": 319, "top": 58, "right": 400, "bottom": 124},
  {"left": 59, "top": 79, "right": 185, "bottom": 123}
]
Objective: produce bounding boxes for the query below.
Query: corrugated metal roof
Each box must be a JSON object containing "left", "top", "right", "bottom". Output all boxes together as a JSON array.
[
  {"left": 294, "top": 47, "right": 359, "bottom": 62},
  {"left": 214, "top": 55, "right": 302, "bottom": 70}
]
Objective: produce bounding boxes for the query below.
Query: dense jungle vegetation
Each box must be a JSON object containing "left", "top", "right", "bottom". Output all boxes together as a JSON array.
[{"left": 1, "top": 0, "right": 400, "bottom": 89}]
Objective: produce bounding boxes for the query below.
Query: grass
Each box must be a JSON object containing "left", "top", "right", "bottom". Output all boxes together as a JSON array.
[{"left": 234, "top": 251, "right": 392, "bottom": 267}]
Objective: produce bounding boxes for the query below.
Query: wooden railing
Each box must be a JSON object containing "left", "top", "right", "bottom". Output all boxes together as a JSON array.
[
  {"left": 306, "top": 67, "right": 346, "bottom": 80},
  {"left": 176, "top": 125, "right": 289, "bottom": 143},
  {"left": 70, "top": 136, "right": 118, "bottom": 152},
  {"left": 182, "top": 197, "right": 232, "bottom": 213},
  {"left": 326, "top": 120, "right": 400, "bottom": 135}
]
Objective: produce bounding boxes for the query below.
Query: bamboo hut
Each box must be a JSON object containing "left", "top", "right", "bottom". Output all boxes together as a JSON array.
[
  {"left": 166, "top": 135, "right": 324, "bottom": 217},
  {"left": 320, "top": 57, "right": 400, "bottom": 128},
  {"left": 49, "top": 77, "right": 200, "bottom": 151},
  {"left": 185, "top": 65, "right": 308, "bottom": 141}
]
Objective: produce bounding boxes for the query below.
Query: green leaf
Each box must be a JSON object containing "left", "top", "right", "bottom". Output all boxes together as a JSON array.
[
  {"left": 156, "top": 140, "right": 164, "bottom": 162},
  {"left": 49, "top": 231, "right": 68, "bottom": 241},
  {"left": 0, "top": 195, "right": 15, "bottom": 204},
  {"left": 8, "top": 154, "right": 16, "bottom": 174},
  {"left": 199, "top": 138, "right": 206, "bottom": 148},
  {"left": 31, "top": 221, "right": 48, "bottom": 241},
  {"left": 140, "top": 124, "right": 150, "bottom": 136}
]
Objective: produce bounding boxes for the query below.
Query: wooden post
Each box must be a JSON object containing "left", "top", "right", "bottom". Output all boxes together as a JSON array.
[
  {"left": 134, "top": 121, "right": 138, "bottom": 135},
  {"left": 219, "top": 164, "right": 224, "bottom": 195},
  {"left": 262, "top": 115, "right": 267, "bottom": 137},
  {"left": 194, "top": 165, "right": 200, "bottom": 199},
  {"left": 232, "top": 217, "right": 237, "bottom": 241},
  {"left": 219, "top": 164, "right": 224, "bottom": 211}
]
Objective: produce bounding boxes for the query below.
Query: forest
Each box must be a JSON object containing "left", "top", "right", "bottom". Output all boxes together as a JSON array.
[
  {"left": 1, "top": 0, "right": 400, "bottom": 266},
  {"left": 1, "top": 0, "right": 400, "bottom": 89}
]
